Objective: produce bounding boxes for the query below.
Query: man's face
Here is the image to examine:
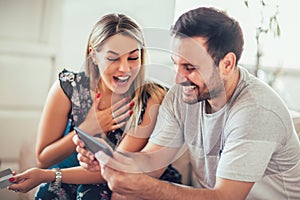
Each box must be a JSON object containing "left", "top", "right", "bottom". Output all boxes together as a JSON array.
[{"left": 171, "top": 36, "right": 224, "bottom": 104}]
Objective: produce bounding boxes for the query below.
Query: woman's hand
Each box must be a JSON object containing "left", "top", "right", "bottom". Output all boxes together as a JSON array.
[
  {"left": 73, "top": 134, "right": 101, "bottom": 171},
  {"left": 8, "top": 168, "right": 53, "bottom": 193},
  {"left": 79, "top": 94, "right": 134, "bottom": 135}
]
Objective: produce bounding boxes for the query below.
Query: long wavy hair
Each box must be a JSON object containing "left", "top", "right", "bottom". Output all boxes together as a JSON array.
[{"left": 85, "top": 13, "right": 165, "bottom": 135}]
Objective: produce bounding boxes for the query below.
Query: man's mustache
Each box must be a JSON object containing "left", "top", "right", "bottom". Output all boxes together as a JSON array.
[{"left": 179, "top": 81, "right": 197, "bottom": 87}]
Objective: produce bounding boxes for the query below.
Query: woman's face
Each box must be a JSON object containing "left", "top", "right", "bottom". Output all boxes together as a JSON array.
[{"left": 93, "top": 34, "right": 142, "bottom": 94}]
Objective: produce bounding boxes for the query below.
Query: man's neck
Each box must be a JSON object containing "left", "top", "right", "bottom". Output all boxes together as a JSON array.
[{"left": 207, "top": 68, "right": 240, "bottom": 113}]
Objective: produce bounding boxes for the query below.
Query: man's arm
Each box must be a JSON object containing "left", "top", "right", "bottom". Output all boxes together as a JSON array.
[
  {"left": 101, "top": 162, "right": 254, "bottom": 200},
  {"left": 97, "top": 142, "right": 254, "bottom": 200}
]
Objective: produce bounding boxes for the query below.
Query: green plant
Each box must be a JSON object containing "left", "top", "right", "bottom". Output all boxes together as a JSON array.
[{"left": 244, "top": 0, "right": 281, "bottom": 78}]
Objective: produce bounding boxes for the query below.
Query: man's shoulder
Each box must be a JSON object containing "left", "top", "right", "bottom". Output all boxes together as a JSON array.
[{"left": 162, "top": 84, "right": 183, "bottom": 106}]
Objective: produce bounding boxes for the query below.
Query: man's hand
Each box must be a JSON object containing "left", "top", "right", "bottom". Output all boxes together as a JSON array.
[{"left": 95, "top": 151, "right": 148, "bottom": 198}]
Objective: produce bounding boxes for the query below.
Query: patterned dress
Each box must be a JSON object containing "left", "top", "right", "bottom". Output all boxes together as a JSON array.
[{"left": 35, "top": 69, "right": 182, "bottom": 200}]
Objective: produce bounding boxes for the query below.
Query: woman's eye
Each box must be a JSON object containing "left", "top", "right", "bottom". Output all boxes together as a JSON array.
[
  {"left": 107, "top": 57, "right": 118, "bottom": 62},
  {"left": 128, "top": 57, "right": 139, "bottom": 61}
]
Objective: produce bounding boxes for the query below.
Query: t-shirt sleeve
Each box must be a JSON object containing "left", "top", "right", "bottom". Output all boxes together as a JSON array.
[
  {"left": 149, "top": 86, "right": 184, "bottom": 148},
  {"left": 217, "top": 105, "right": 285, "bottom": 182}
]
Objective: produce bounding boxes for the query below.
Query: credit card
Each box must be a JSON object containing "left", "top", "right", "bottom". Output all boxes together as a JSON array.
[{"left": 0, "top": 168, "right": 13, "bottom": 189}]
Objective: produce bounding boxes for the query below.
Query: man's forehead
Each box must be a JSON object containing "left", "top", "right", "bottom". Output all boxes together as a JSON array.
[{"left": 171, "top": 36, "right": 211, "bottom": 63}]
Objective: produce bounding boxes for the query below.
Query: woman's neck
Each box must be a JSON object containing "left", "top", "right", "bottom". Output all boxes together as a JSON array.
[{"left": 97, "top": 81, "right": 123, "bottom": 108}]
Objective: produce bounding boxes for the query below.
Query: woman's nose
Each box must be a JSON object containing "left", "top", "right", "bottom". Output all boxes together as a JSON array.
[{"left": 119, "top": 59, "right": 130, "bottom": 72}]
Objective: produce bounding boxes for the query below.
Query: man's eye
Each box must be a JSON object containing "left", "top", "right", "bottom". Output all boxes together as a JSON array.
[
  {"left": 107, "top": 57, "right": 118, "bottom": 61},
  {"left": 183, "top": 64, "right": 196, "bottom": 71},
  {"left": 128, "top": 57, "right": 139, "bottom": 61}
]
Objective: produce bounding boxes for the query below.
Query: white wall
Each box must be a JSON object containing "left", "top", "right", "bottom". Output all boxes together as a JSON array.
[
  {"left": 0, "top": 1, "right": 176, "bottom": 198},
  {"left": 56, "top": 0, "right": 177, "bottom": 87},
  {"left": 0, "top": 0, "right": 62, "bottom": 160},
  {"left": 174, "top": 0, "right": 300, "bottom": 111},
  {"left": 0, "top": 0, "right": 176, "bottom": 162},
  {"left": 58, "top": 0, "right": 175, "bottom": 71},
  {"left": 0, "top": 0, "right": 63, "bottom": 198},
  {"left": 174, "top": 0, "right": 300, "bottom": 69}
]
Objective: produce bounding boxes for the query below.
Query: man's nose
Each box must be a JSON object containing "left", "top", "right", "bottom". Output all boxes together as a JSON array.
[{"left": 175, "top": 66, "right": 187, "bottom": 84}]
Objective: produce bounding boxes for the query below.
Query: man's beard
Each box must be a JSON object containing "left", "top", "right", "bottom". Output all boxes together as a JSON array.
[
  {"left": 182, "top": 89, "right": 210, "bottom": 104},
  {"left": 182, "top": 86, "right": 222, "bottom": 105}
]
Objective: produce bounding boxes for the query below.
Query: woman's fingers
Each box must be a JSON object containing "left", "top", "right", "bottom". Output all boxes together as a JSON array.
[
  {"left": 77, "top": 149, "right": 100, "bottom": 171},
  {"left": 8, "top": 168, "right": 41, "bottom": 193},
  {"left": 72, "top": 134, "right": 85, "bottom": 148},
  {"left": 111, "top": 98, "right": 129, "bottom": 111},
  {"left": 94, "top": 92, "right": 102, "bottom": 110},
  {"left": 114, "top": 110, "right": 133, "bottom": 124},
  {"left": 75, "top": 143, "right": 104, "bottom": 172},
  {"left": 111, "top": 121, "right": 127, "bottom": 131},
  {"left": 92, "top": 96, "right": 134, "bottom": 133},
  {"left": 112, "top": 100, "right": 134, "bottom": 118},
  {"left": 76, "top": 146, "right": 94, "bottom": 161}
]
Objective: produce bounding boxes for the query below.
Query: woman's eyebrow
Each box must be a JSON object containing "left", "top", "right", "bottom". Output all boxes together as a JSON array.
[
  {"left": 106, "top": 48, "right": 139, "bottom": 55},
  {"left": 106, "top": 50, "right": 119, "bottom": 55},
  {"left": 129, "top": 49, "right": 139, "bottom": 54}
]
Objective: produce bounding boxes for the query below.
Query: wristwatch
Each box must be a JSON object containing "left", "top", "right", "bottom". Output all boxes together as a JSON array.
[{"left": 51, "top": 168, "right": 62, "bottom": 188}]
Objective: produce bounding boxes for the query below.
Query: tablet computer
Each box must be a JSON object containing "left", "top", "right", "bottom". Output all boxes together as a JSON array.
[{"left": 74, "top": 127, "right": 113, "bottom": 157}]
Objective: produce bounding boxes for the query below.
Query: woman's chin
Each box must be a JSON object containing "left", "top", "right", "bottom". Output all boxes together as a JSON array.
[
  {"left": 112, "top": 79, "right": 133, "bottom": 93},
  {"left": 112, "top": 85, "right": 131, "bottom": 94}
]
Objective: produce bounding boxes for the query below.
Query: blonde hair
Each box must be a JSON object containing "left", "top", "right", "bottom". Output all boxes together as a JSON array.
[{"left": 84, "top": 13, "right": 166, "bottom": 134}]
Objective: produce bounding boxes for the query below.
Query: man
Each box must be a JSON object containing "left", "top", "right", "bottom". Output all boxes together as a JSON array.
[{"left": 76, "top": 7, "right": 300, "bottom": 199}]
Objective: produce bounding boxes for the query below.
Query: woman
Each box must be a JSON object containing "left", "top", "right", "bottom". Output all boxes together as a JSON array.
[{"left": 8, "top": 13, "right": 181, "bottom": 199}]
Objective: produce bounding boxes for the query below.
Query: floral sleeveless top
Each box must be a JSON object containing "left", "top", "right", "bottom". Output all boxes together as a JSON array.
[{"left": 55, "top": 69, "right": 149, "bottom": 168}]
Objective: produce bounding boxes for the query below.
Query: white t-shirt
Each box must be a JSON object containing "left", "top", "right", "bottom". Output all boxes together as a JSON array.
[{"left": 149, "top": 66, "right": 300, "bottom": 199}]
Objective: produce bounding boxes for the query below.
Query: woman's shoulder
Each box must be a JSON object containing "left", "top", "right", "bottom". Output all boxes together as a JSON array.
[
  {"left": 142, "top": 81, "right": 168, "bottom": 104},
  {"left": 144, "top": 81, "right": 168, "bottom": 89},
  {"left": 58, "top": 68, "right": 90, "bottom": 98},
  {"left": 59, "top": 69, "right": 88, "bottom": 84}
]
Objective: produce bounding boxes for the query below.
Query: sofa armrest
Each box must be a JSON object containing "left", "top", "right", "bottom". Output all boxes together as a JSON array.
[{"left": 18, "top": 135, "right": 37, "bottom": 199}]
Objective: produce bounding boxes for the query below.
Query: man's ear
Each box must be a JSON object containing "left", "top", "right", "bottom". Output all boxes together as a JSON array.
[{"left": 219, "top": 52, "right": 236, "bottom": 75}]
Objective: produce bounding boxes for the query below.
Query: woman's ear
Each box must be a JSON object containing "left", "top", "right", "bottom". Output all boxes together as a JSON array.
[
  {"left": 89, "top": 46, "right": 97, "bottom": 64},
  {"left": 220, "top": 52, "right": 236, "bottom": 75}
]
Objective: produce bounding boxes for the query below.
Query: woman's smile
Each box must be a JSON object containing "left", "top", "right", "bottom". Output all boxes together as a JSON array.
[{"left": 113, "top": 74, "right": 131, "bottom": 87}]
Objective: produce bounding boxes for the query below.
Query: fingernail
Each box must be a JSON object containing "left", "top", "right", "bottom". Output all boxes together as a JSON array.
[
  {"left": 96, "top": 93, "right": 101, "bottom": 98},
  {"left": 12, "top": 171, "right": 16, "bottom": 175},
  {"left": 90, "top": 155, "right": 95, "bottom": 160},
  {"left": 124, "top": 97, "right": 129, "bottom": 102},
  {"left": 9, "top": 177, "right": 15, "bottom": 182},
  {"left": 129, "top": 101, "right": 134, "bottom": 107},
  {"left": 129, "top": 110, "right": 133, "bottom": 116}
]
